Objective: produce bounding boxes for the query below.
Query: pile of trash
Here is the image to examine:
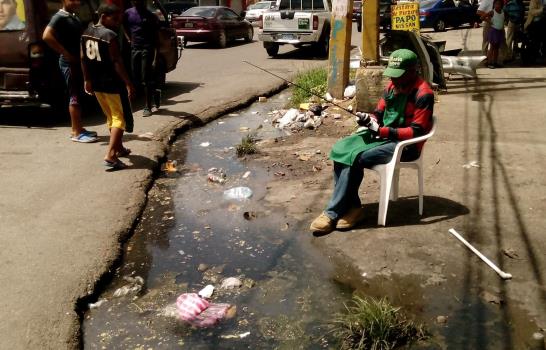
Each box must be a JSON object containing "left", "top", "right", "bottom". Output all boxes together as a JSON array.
[{"left": 269, "top": 103, "right": 325, "bottom": 131}]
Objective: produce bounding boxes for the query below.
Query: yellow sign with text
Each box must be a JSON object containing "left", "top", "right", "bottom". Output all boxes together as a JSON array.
[{"left": 391, "top": 2, "right": 420, "bottom": 33}]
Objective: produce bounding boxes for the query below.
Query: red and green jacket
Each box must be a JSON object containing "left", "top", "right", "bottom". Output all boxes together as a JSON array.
[{"left": 373, "top": 77, "right": 434, "bottom": 152}]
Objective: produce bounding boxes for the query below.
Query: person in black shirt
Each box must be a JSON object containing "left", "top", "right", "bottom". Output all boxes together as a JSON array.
[
  {"left": 43, "top": 0, "right": 98, "bottom": 143},
  {"left": 81, "top": 3, "right": 135, "bottom": 170}
]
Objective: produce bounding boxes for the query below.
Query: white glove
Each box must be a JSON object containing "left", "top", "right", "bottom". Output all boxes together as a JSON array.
[
  {"left": 355, "top": 112, "right": 372, "bottom": 126},
  {"left": 367, "top": 118, "right": 380, "bottom": 133}
]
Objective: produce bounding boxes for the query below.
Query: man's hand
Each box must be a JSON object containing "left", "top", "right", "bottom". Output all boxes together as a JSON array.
[
  {"left": 126, "top": 83, "right": 136, "bottom": 100},
  {"left": 84, "top": 80, "right": 93, "bottom": 95},
  {"left": 356, "top": 112, "right": 380, "bottom": 133},
  {"left": 355, "top": 112, "right": 372, "bottom": 126},
  {"left": 367, "top": 118, "right": 380, "bottom": 133}
]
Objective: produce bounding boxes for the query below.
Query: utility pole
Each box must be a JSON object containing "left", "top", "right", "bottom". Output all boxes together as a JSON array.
[
  {"left": 327, "top": 0, "right": 353, "bottom": 99},
  {"left": 361, "top": 0, "right": 379, "bottom": 63}
]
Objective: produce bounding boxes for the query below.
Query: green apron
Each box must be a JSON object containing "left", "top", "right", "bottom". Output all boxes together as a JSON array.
[{"left": 329, "top": 91, "right": 408, "bottom": 166}]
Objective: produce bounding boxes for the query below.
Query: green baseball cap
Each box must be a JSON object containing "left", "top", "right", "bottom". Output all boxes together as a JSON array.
[{"left": 383, "top": 49, "right": 418, "bottom": 78}]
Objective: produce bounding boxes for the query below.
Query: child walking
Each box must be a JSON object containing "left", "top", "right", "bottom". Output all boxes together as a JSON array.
[
  {"left": 81, "top": 3, "right": 136, "bottom": 170},
  {"left": 487, "top": 0, "right": 506, "bottom": 68}
]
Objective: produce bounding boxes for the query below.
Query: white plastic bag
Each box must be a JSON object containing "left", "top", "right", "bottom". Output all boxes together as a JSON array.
[{"left": 223, "top": 187, "right": 253, "bottom": 200}]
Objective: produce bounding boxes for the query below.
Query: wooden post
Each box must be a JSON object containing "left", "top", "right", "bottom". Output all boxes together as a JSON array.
[
  {"left": 327, "top": 0, "right": 353, "bottom": 99},
  {"left": 361, "top": 0, "right": 379, "bottom": 63}
]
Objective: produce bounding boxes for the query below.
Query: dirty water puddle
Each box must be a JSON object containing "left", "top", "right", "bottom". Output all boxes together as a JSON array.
[{"left": 82, "top": 93, "right": 541, "bottom": 349}]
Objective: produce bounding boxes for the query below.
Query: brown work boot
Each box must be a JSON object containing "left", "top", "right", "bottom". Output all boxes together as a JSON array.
[
  {"left": 309, "top": 212, "right": 335, "bottom": 234},
  {"left": 336, "top": 207, "right": 366, "bottom": 229}
]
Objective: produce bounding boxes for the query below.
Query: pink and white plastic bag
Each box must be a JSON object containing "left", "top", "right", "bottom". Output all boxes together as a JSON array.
[{"left": 176, "top": 293, "right": 231, "bottom": 327}]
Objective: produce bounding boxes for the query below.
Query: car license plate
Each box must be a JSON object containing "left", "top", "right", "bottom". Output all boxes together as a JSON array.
[
  {"left": 185, "top": 22, "right": 193, "bottom": 28},
  {"left": 281, "top": 34, "right": 294, "bottom": 40}
]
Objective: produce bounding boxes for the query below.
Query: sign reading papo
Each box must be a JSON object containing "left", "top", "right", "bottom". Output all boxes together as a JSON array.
[{"left": 390, "top": 2, "right": 420, "bottom": 32}]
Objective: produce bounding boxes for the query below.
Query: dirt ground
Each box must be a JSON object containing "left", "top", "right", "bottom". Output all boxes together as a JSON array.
[{"left": 249, "top": 67, "right": 546, "bottom": 348}]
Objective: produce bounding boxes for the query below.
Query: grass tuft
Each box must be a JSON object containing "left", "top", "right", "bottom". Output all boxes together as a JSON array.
[
  {"left": 236, "top": 134, "right": 257, "bottom": 156},
  {"left": 330, "top": 295, "right": 427, "bottom": 350},
  {"left": 290, "top": 67, "right": 328, "bottom": 107}
]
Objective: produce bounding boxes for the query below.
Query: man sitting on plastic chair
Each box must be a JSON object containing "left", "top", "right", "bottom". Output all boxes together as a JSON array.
[{"left": 310, "top": 49, "right": 435, "bottom": 234}]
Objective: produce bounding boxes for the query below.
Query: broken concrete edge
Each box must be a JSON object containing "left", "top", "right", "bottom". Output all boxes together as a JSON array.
[{"left": 69, "top": 81, "right": 291, "bottom": 348}]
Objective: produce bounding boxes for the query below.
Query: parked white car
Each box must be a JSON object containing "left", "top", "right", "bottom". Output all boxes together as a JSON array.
[{"left": 244, "top": 1, "right": 276, "bottom": 23}]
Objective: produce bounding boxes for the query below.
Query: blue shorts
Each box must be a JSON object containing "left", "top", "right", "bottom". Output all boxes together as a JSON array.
[{"left": 59, "top": 58, "right": 83, "bottom": 106}]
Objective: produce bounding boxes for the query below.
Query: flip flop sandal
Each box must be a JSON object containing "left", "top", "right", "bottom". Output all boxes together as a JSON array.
[
  {"left": 104, "top": 159, "right": 127, "bottom": 170},
  {"left": 117, "top": 147, "right": 132, "bottom": 157}
]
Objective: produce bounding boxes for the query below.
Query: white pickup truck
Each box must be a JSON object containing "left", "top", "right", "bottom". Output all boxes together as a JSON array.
[{"left": 257, "top": 0, "right": 332, "bottom": 57}]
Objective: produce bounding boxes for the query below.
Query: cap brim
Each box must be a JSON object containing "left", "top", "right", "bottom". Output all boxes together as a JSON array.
[{"left": 383, "top": 67, "right": 406, "bottom": 78}]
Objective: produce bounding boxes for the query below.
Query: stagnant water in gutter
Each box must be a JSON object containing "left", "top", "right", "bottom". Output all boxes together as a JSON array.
[{"left": 82, "top": 92, "right": 540, "bottom": 349}]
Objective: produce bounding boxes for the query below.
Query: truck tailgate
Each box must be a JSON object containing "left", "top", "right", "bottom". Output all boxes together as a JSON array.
[{"left": 263, "top": 12, "right": 314, "bottom": 32}]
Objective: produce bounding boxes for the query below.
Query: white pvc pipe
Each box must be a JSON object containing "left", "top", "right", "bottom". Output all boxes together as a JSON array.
[{"left": 448, "top": 228, "right": 513, "bottom": 280}]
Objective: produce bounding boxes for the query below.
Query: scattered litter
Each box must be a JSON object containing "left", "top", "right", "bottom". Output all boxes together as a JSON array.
[
  {"left": 309, "top": 104, "right": 323, "bottom": 116},
  {"left": 315, "top": 149, "right": 321, "bottom": 154},
  {"left": 344, "top": 85, "right": 356, "bottom": 98},
  {"left": 164, "top": 160, "right": 178, "bottom": 172},
  {"left": 113, "top": 276, "right": 144, "bottom": 298},
  {"left": 361, "top": 272, "right": 367, "bottom": 277},
  {"left": 176, "top": 293, "right": 233, "bottom": 327},
  {"left": 223, "top": 187, "right": 253, "bottom": 200},
  {"left": 479, "top": 291, "right": 503, "bottom": 305},
  {"left": 198, "top": 285, "right": 215, "bottom": 298},
  {"left": 436, "top": 315, "right": 448, "bottom": 324},
  {"left": 221, "top": 277, "right": 242, "bottom": 289},
  {"left": 229, "top": 113, "right": 239, "bottom": 117},
  {"left": 251, "top": 111, "right": 259, "bottom": 115},
  {"left": 243, "top": 211, "right": 257, "bottom": 220},
  {"left": 276, "top": 108, "right": 299, "bottom": 129},
  {"left": 221, "top": 331, "right": 251, "bottom": 339},
  {"left": 325, "top": 92, "right": 333, "bottom": 102},
  {"left": 332, "top": 114, "right": 341, "bottom": 119},
  {"left": 138, "top": 132, "right": 155, "bottom": 139},
  {"left": 208, "top": 168, "right": 227, "bottom": 184},
  {"left": 242, "top": 171, "right": 251, "bottom": 178},
  {"left": 200, "top": 142, "right": 211, "bottom": 147},
  {"left": 259, "top": 96, "right": 267, "bottom": 102},
  {"left": 502, "top": 248, "right": 519, "bottom": 259},
  {"left": 462, "top": 160, "right": 480, "bottom": 169},
  {"left": 178, "top": 250, "right": 185, "bottom": 256},
  {"left": 299, "top": 102, "right": 310, "bottom": 110},
  {"left": 281, "top": 223, "right": 289, "bottom": 231},
  {"left": 239, "top": 126, "right": 251, "bottom": 132},
  {"left": 299, "top": 155, "right": 310, "bottom": 161},
  {"left": 218, "top": 121, "right": 225, "bottom": 125},
  {"left": 274, "top": 171, "right": 285, "bottom": 176},
  {"left": 88, "top": 299, "right": 107, "bottom": 309},
  {"left": 198, "top": 263, "right": 210, "bottom": 272},
  {"left": 208, "top": 174, "right": 226, "bottom": 184}
]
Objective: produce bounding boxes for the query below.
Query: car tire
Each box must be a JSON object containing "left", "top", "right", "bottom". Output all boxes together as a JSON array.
[
  {"left": 315, "top": 26, "right": 330, "bottom": 58},
  {"left": 245, "top": 27, "right": 254, "bottom": 42},
  {"left": 217, "top": 30, "right": 227, "bottom": 48},
  {"left": 433, "top": 19, "right": 446, "bottom": 32},
  {"left": 265, "top": 43, "right": 279, "bottom": 57}
]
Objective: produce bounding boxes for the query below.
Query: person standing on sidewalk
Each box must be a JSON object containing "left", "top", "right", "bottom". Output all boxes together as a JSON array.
[
  {"left": 309, "top": 49, "right": 434, "bottom": 234},
  {"left": 503, "top": 0, "right": 524, "bottom": 61},
  {"left": 81, "top": 3, "right": 136, "bottom": 170},
  {"left": 477, "top": 0, "right": 494, "bottom": 55},
  {"left": 123, "top": 0, "right": 159, "bottom": 117},
  {"left": 43, "top": 0, "right": 98, "bottom": 143},
  {"left": 485, "top": 0, "right": 506, "bottom": 68}
]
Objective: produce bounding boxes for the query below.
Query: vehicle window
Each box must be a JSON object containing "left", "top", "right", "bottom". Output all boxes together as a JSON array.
[
  {"left": 442, "top": 0, "right": 455, "bottom": 6},
  {"left": 183, "top": 7, "right": 217, "bottom": 16},
  {"left": 0, "top": 0, "right": 25, "bottom": 31},
  {"left": 278, "top": 0, "right": 289, "bottom": 9},
  {"left": 313, "top": 0, "right": 325, "bottom": 9},
  {"left": 420, "top": 0, "right": 438, "bottom": 8},
  {"left": 220, "top": 8, "right": 240, "bottom": 18},
  {"left": 44, "top": 0, "right": 98, "bottom": 24},
  {"left": 253, "top": 1, "right": 272, "bottom": 8},
  {"left": 302, "top": 0, "right": 312, "bottom": 9},
  {"left": 291, "top": 0, "right": 302, "bottom": 9}
]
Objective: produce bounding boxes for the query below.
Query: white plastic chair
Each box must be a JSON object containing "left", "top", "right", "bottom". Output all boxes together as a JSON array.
[{"left": 370, "top": 116, "right": 437, "bottom": 226}]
